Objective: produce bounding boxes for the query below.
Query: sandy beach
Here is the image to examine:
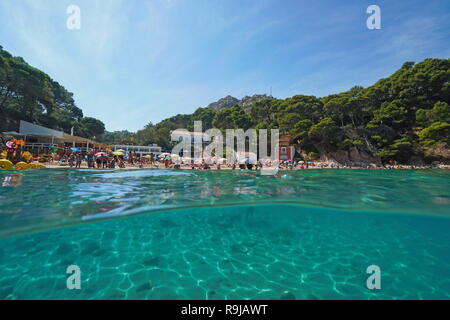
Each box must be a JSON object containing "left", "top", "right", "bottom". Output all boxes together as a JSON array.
[{"left": 42, "top": 162, "right": 450, "bottom": 171}]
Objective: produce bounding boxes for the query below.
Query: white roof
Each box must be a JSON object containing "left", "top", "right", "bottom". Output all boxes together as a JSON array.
[
  {"left": 19, "top": 120, "right": 64, "bottom": 138},
  {"left": 2, "top": 131, "right": 21, "bottom": 135}
]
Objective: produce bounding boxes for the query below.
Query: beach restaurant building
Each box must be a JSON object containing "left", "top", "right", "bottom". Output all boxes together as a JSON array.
[
  {"left": 110, "top": 144, "right": 162, "bottom": 156},
  {"left": 2, "top": 120, "right": 107, "bottom": 153}
]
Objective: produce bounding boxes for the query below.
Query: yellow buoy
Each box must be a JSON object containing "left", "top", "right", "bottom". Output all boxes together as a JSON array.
[
  {"left": 22, "top": 151, "right": 32, "bottom": 162},
  {"left": 15, "top": 162, "right": 30, "bottom": 170},
  {"left": 0, "top": 159, "right": 14, "bottom": 170},
  {"left": 29, "top": 163, "right": 46, "bottom": 169}
]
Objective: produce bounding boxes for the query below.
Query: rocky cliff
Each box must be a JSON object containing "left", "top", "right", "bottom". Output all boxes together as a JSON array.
[{"left": 207, "top": 94, "right": 271, "bottom": 111}]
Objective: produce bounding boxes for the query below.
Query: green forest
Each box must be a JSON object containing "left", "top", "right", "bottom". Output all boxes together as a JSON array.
[
  {"left": 0, "top": 46, "right": 105, "bottom": 139},
  {"left": 107, "top": 58, "right": 450, "bottom": 164},
  {"left": 1, "top": 44, "right": 449, "bottom": 164}
]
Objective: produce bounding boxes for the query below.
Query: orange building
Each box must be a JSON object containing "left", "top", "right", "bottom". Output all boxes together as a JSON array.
[{"left": 278, "top": 135, "right": 296, "bottom": 161}]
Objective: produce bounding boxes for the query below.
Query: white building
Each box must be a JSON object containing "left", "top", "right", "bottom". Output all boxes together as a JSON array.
[
  {"left": 110, "top": 144, "right": 162, "bottom": 156},
  {"left": 2, "top": 120, "right": 106, "bottom": 152}
]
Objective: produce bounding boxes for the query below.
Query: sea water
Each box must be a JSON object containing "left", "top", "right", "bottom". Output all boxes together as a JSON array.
[{"left": 0, "top": 169, "right": 449, "bottom": 299}]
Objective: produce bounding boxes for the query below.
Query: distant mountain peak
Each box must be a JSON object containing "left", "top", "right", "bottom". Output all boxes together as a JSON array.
[
  {"left": 207, "top": 94, "right": 272, "bottom": 111},
  {"left": 239, "top": 94, "right": 272, "bottom": 107},
  {"left": 207, "top": 95, "right": 239, "bottom": 111}
]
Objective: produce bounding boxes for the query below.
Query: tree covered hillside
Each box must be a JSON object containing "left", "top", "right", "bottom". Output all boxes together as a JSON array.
[
  {"left": 0, "top": 46, "right": 105, "bottom": 139},
  {"left": 119, "top": 58, "right": 449, "bottom": 164}
]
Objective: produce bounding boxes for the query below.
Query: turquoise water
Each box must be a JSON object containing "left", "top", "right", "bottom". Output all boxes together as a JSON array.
[{"left": 0, "top": 169, "right": 449, "bottom": 299}]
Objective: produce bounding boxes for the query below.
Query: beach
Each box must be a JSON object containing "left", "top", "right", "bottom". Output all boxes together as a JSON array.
[{"left": 42, "top": 162, "right": 450, "bottom": 171}]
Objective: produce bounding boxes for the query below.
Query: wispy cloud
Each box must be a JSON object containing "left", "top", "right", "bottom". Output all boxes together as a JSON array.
[{"left": 375, "top": 14, "right": 450, "bottom": 59}]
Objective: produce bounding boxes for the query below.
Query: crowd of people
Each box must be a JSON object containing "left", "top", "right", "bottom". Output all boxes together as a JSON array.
[
  {"left": 54, "top": 150, "right": 152, "bottom": 169},
  {"left": 2, "top": 136, "right": 447, "bottom": 171},
  {"left": 43, "top": 150, "right": 345, "bottom": 171}
]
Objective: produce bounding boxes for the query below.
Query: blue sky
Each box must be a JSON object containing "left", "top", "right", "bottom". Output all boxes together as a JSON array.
[{"left": 0, "top": 0, "right": 449, "bottom": 131}]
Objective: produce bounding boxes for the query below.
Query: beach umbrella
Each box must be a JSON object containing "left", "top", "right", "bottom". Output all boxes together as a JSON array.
[
  {"left": 115, "top": 149, "right": 126, "bottom": 153},
  {"left": 71, "top": 147, "right": 82, "bottom": 152},
  {"left": 95, "top": 152, "right": 108, "bottom": 157},
  {"left": 144, "top": 155, "right": 151, "bottom": 159},
  {"left": 112, "top": 151, "right": 125, "bottom": 156}
]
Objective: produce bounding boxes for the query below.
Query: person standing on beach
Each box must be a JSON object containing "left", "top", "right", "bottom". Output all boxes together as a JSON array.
[
  {"left": 75, "top": 153, "right": 82, "bottom": 168},
  {"left": 119, "top": 158, "right": 125, "bottom": 168},
  {"left": 95, "top": 155, "right": 101, "bottom": 168},
  {"left": 68, "top": 153, "right": 75, "bottom": 168},
  {"left": 88, "top": 152, "right": 95, "bottom": 168},
  {"left": 150, "top": 153, "right": 155, "bottom": 164},
  {"left": 102, "top": 155, "right": 108, "bottom": 169},
  {"left": 109, "top": 156, "right": 117, "bottom": 169},
  {"left": 128, "top": 152, "right": 134, "bottom": 165}
]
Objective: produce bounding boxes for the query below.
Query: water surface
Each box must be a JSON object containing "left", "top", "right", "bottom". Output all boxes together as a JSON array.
[{"left": 0, "top": 169, "right": 449, "bottom": 299}]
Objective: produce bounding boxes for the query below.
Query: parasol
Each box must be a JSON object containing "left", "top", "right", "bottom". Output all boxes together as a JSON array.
[{"left": 95, "top": 152, "right": 108, "bottom": 157}]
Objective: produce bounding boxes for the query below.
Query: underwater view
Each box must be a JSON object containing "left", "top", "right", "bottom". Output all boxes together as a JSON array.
[{"left": 0, "top": 169, "right": 449, "bottom": 300}]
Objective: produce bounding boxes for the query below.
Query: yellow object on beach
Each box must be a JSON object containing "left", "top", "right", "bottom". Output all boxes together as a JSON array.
[
  {"left": 28, "top": 163, "right": 46, "bottom": 169},
  {"left": 112, "top": 151, "right": 125, "bottom": 156},
  {"left": 15, "top": 162, "right": 30, "bottom": 170},
  {"left": 0, "top": 159, "right": 45, "bottom": 170},
  {"left": 22, "top": 151, "right": 32, "bottom": 162},
  {"left": 0, "top": 159, "right": 14, "bottom": 170}
]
